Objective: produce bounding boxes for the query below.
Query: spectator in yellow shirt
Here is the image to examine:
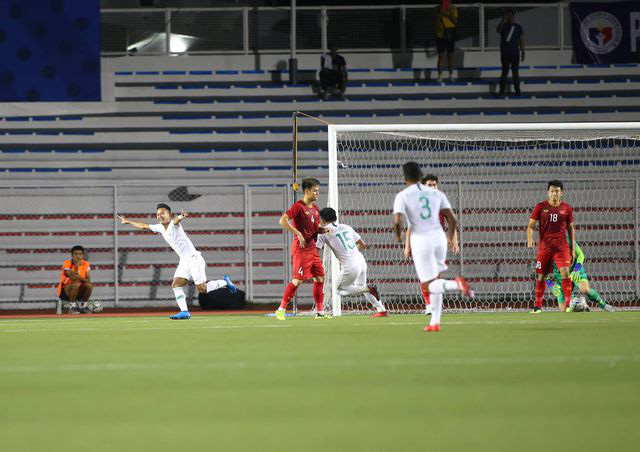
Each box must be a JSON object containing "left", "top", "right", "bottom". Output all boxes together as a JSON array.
[{"left": 435, "top": 1, "right": 458, "bottom": 82}]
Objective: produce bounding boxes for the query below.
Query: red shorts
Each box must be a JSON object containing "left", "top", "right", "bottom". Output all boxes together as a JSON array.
[
  {"left": 535, "top": 243, "right": 571, "bottom": 275},
  {"left": 292, "top": 248, "right": 325, "bottom": 280}
]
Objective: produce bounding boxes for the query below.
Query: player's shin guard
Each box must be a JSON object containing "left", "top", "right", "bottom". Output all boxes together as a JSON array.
[
  {"left": 535, "top": 279, "right": 546, "bottom": 308},
  {"left": 586, "top": 288, "right": 604, "bottom": 306},
  {"left": 313, "top": 281, "right": 324, "bottom": 313},
  {"left": 430, "top": 293, "right": 443, "bottom": 326},
  {"left": 172, "top": 287, "right": 188, "bottom": 312},
  {"left": 280, "top": 283, "right": 298, "bottom": 310},
  {"left": 561, "top": 278, "right": 572, "bottom": 308}
]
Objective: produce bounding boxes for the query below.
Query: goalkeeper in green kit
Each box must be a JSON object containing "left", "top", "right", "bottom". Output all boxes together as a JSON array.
[{"left": 546, "top": 233, "right": 615, "bottom": 312}]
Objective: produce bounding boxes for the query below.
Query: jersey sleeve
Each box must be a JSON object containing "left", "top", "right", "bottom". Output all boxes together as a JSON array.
[
  {"left": 316, "top": 232, "right": 326, "bottom": 249},
  {"left": 62, "top": 259, "right": 72, "bottom": 271},
  {"left": 440, "top": 191, "right": 452, "bottom": 210},
  {"left": 350, "top": 226, "right": 362, "bottom": 243},
  {"left": 530, "top": 203, "right": 541, "bottom": 220},
  {"left": 566, "top": 205, "right": 574, "bottom": 225},
  {"left": 574, "top": 242, "right": 585, "bottom": 265},
  {"left": 285, "top": 202, "right": 300, "bottom": 220},
  {"left": 149, "top": 223, "right": 163, "bottom": 233},
  {"left": 392, "top": 192, "right": 406, "bottom": 216}
]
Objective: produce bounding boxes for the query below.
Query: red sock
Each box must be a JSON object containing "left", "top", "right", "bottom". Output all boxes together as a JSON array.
[
  {"left": 313, "top": 281, "right": 324, "bottom": 312},
  {"left": 535, "top": 279, "right": 545, "bottom": 308},
  {"left": 421, "top": 283, "right": 430, "bottom": 305},
  {"left": 280, "top": 282, "right": 298, "bottom": 310},
  {"left": 561, "top": 278, "right": 573, "bottom": 308}
]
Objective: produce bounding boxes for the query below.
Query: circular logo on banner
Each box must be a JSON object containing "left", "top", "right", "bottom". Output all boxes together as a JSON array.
[{"left": 580, "top": 11, "right": 622, "bottom": 54}]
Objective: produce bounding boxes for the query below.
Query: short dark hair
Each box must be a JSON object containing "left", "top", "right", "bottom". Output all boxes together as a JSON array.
[
  {"left": 423, "top": 174, "right": 438, "bottom": 184},
  {"left": 156, "top": 203, "right": 171, "bottom": 213},
  {"left": 301, "top": 178, "right": 321, "bottom": 192},
  {"left": 71, "top": 245, "right": 85, "bottom": 255},
  {"left": 505, "top": 8, "right": 516, "bottom": 15},
  {"left": 402, "top": 161, "right": 423, "bottom": 183},
  {"left": 548, "top": 180, "right": 563, "bottom": 190},
  {"left": 319, "top": 207, "right": 337, "bottom": 223}
]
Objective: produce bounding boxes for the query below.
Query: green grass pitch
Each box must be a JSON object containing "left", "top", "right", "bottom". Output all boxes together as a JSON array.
[{"left": 1, "top": 312, "right": 639, "bottom": 452}]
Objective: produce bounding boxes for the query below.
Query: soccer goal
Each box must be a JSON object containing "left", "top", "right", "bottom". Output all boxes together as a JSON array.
[{"left": 323, "top": 122, "right": 640, "bottom": 316}]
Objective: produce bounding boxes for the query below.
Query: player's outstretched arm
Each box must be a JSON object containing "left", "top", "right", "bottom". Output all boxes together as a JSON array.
[
  {"left": 117, "top": 215, "right": 150, "bottom": 230},
  {"left": 404, "top": 226, "right": 412, "bottom": 259},
  {"left": 526, "top": 219, "right": 537, "bottom": 248},
  {"left": 172, "top": 209, "right": 188, "bottom": 225},
  {"left": 279, "top": 213, "right": 305, "bottom": 247}
]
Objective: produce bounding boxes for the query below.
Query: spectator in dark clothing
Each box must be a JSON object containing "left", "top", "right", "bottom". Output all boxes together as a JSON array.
[
  {"left": 497, "top": 9, "right": 525, "bottom": 96},
  {"left": 319, "top": 45, "right": 347, "bottom": 100}
]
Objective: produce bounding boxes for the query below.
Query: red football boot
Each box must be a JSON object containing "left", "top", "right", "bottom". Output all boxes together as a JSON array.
[
  {"left": 424, "top": 324, "right": 441, "bottom": 332},
  {"left": 455, "top": 276, "right": 475, "bottom": 298},
  {"left": 372, "top": 311, "right": 388, "bottom": 317}
]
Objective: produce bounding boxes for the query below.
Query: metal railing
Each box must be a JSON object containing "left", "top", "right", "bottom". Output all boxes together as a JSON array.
[{"left": 101, "top": 2, "right": 572, "bottom": 56}]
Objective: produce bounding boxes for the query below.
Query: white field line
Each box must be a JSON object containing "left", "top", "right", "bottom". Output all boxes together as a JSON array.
[
  {"left": 0, "top": 354, "right": 638, "bottom": 374},
  {"left": 0, "top": 317, "right": 250, "bottom": 326},
  {"left": 1, "top": 316, "right": 638, "bottom": 333}
]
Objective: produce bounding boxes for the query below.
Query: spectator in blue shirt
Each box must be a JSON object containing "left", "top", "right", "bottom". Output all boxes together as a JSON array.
[{"left": 496, "top": 9, "right": 525, "bottom": 96}]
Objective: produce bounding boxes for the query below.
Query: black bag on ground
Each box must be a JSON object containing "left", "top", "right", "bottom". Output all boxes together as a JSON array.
[{"left": 198, "top": 288, "right": 246, "bottom": 310}]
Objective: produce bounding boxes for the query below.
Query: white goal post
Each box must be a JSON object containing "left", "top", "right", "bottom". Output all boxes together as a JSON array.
[{"left": 325, "top": 122, "right": 640, "bottom": 316}]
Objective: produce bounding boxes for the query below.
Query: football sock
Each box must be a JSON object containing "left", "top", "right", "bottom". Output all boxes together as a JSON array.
[
  {"left": 586, "top": 288, "right": 605, "bottom": 307},
  {"left": 172, "top": 287, "right": 188, "bottom": 312},
  {"left": 206, "top": 279, "right": 226, "bottom": 293},
  {"left": 337, "top": 285, "right": 370, "bottom": 296},
  {"left": 535, "top": 279, "right": 545, "bottom": 308},
  {"left": 313, "top": 281, "right": 324, "bottom": 312},
  {"left": 428, "top": 279, "right": 458, "bottom": 294},
  {"left": 430, "top": 293, "right": 443, "bottom": 326},
  {"left": 363, "top": 292, "right": 386, "bottom": 312},
  {"left": 561, "top": 278, "right": 573, "bottom": 308},
  {"left": 279, "top": 282, "right": 298, "bottom": 310}
]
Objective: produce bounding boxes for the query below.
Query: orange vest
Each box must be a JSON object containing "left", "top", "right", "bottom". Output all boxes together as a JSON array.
[{"left": 57, "top": 259, "right": 91, "bottom": 296}]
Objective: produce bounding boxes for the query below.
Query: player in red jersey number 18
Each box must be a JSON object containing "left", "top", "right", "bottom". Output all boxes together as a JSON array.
[{"left": 527, "top": 180, "right": 576, "bottom": 313}]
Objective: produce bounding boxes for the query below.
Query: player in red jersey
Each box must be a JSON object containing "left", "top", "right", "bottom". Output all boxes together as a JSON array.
[
  {"left": 527, "top": 180, "right": 576, "bottom": 313},
  {"left": 275, "top": 178, "right": 327, "bottom": 319}
]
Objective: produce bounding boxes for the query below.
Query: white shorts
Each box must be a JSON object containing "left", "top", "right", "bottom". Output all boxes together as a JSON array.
[
  {"left": 174, "top": 252, "right": 207, "bottom": 285},
  {"left": 338, "top": 254, "right": 367, "bottom": 290},
  {"left": 410, "top": 229, "right": 448, "bottom": 283}
]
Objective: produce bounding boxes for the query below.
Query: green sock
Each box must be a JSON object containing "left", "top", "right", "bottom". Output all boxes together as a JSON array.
[{"left": 587, "top": 288, "right": 605, "bottom": 307}]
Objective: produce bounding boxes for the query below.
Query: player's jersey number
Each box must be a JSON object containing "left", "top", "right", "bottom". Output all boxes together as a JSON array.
[
  {"left": 550, "top": 214, "right": 558, "bottom": 222},
  {"left": 336, "top": 231, "right": 356, "bottom": 250},
  {"left": 418, "top": 195, "right": 432, "bottom": 220}
]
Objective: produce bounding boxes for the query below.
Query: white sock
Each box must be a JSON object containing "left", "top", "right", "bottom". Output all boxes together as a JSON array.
[
  {"left": 337, "top": 285, "right": 369, "bottom": 296},
  {"left": 430, "top": 293, "right": 443, "bottom": 326},
  {"left": 363, "top": 292, "right": 386, "bottom": 312},
  {"left": 206, "top": 279, "right": 227, "bottom": 293},
  {"left": 172, "top": 287, "right": 188, "bottom": 312},
  {"left": 428, "top": 279, "right": 458, "bottom": 294}
]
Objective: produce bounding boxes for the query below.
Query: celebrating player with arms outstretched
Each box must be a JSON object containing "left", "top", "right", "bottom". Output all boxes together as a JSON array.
[
  {"left": 317, "top": 207, "right": 387, "bottom": 317},
  {"left": 527, "top": 180, "right": 575, "bottom": 313},
  {"left": 546, "top": 234, "right": 614, "bottom": 312},
  {"left": 117, "top": 203, "right": 236, "bottom": 320},
  {"left": 393, "top": 162, "right": 473, "bottom": 332},
  {"left": 275, "top": 178, "right": 327, "bottom": 320}
]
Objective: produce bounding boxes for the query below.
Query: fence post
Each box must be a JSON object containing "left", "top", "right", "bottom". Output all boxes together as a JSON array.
[
  {"left": 243, "top": 7, "right": 249, "bottom": 55},
  {"left": 458, "top": 181, "right": 464, "bottom": 277},
  {"left": 321, "top": 6, "right": 328, "bottom": 52},
  {"left": 113, "top": 185, "right": 119, "bottom": 308},
  {"left": 558, "top": 4, "right": 564, "bottom": 50},
  {"left": 636, "top": 179, "right": 639, "bottom": 298},
  {"left": 244, "top": 185, "right": 253, "bottom": 301},
  {"left": 479, "top": 4, "right": 485, "bottom": 51},
  {"left": 165, "top": 8, "right": 171, "bottom": 55}
]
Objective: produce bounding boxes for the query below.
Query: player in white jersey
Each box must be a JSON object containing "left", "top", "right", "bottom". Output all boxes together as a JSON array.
[
  {"left": 117, "top": 203, "right": 236, "bottom": 320},
  {"left": 392, "top": 162, "right": 473, "bottom": 332},
  {"left": 317, "top": 208, "right": 387, "bottom": 317}
]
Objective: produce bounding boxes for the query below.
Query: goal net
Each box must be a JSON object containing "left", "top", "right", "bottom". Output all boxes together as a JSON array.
[{"left": 323, "top": 123, "right": 640, "bottom": 315}]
